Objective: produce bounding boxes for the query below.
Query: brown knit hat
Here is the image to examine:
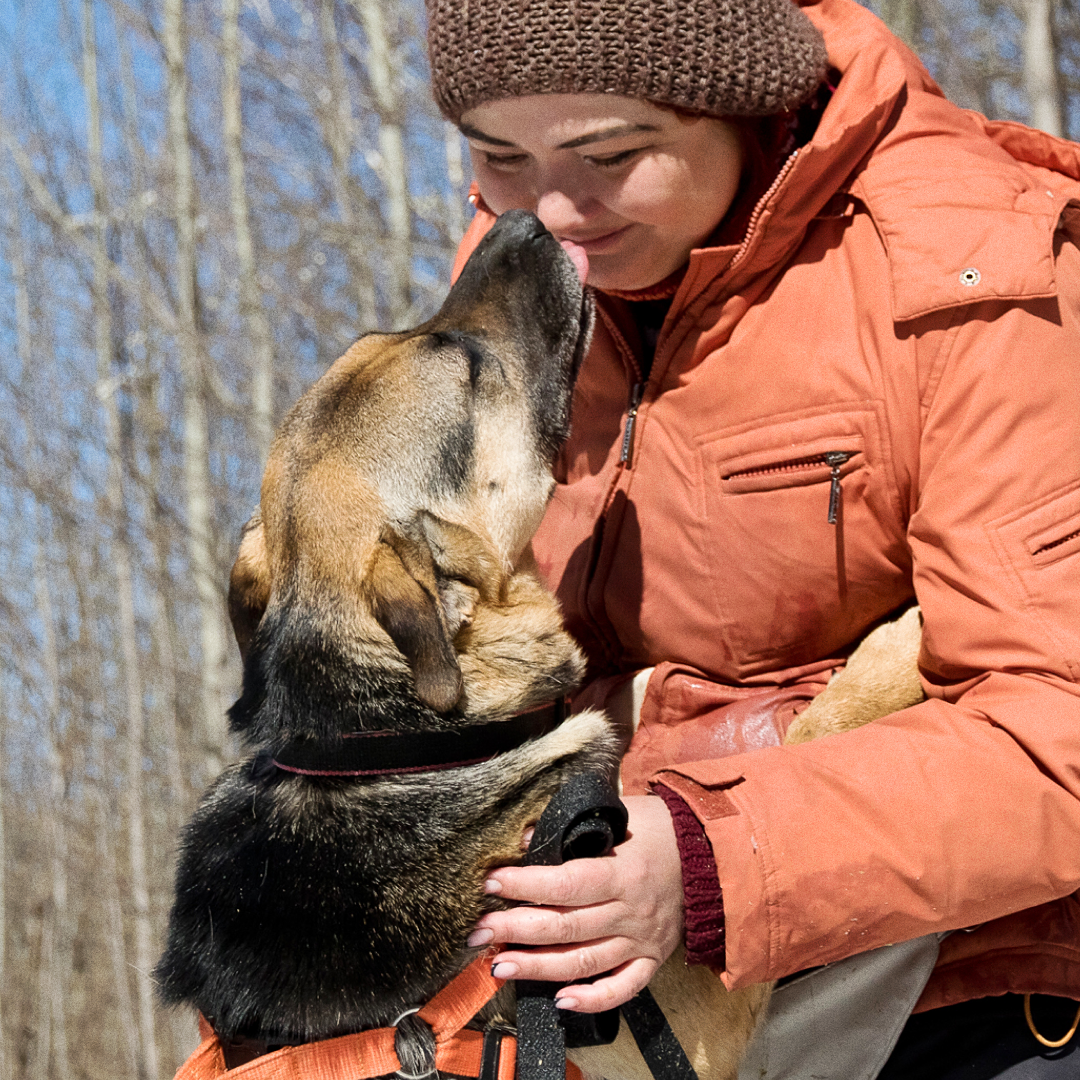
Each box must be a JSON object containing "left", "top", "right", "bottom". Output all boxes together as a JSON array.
[{"left": 426, "top": 0, "right": 829, "bottom": 121}]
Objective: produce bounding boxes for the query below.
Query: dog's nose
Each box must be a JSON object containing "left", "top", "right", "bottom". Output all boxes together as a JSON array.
[{"left": 493, "top": 208, "right": 550, "bottom": 243}]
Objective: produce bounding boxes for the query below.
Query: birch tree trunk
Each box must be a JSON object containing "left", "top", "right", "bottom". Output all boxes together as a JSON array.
[
  {"left": 351, "top": 0, "right": 412, "bottom": 326},
  {"left": 885, "top": 0, "right": 919, "bottom": 49},
  {"left": 164, "top": 0, "right": 229, "bottom": 781},
  {"left": 8, "top": 175, "right": 70, "bottom": 1080},
  {"left": 318, "top": 0, "right": 379, "bottom": 331},
  {"left": 116, "top": 24, "right": 188, "bottom": 823},
  {"left": 443, "top": 121, "right": 466, "bottom": 247},
  {"left": 33, "top": 915, "right": 53, "bottom": 1080},
  {"left": 82, "top": 5, "right": 161, "bottom": 1075},
  {"left": 222, "top": 0, "right": 276, "bottom": 463},
  {"left": 1023, "top": 0, "right": 1064, "bottom": 136},
  {"left": 0, "top": 689, "right": 7, "bottom": 1080},
  {"left": 31, "top": 552, "right": 71, "bottom": 1080},
  {"left": 96, "top": 799, "right": 142, "bottom": 1075}
]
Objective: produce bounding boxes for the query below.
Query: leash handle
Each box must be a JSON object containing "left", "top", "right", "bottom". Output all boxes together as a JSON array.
[
  {"left": 514, "top": 772, "right": 701, "bottom": 1080},
  {"left": 515, "top": 772, "right": 628, "bottom": 1080},
  {"left": 522, "top": 772, "right": 628, "bottom": 868}
]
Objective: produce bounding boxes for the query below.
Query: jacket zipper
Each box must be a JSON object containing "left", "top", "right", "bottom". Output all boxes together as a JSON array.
[
  {"left": 620, "top": 383, "right": 645, "bottom": 465},
  {"left": 726, "top": 149, "right": 800, "bottom": 275},
  {"left": 723, "top": 449, "right": 856, "bottom": 524},
  {"left": 575, "top": 307, "right": 646, "bottom": 669}
]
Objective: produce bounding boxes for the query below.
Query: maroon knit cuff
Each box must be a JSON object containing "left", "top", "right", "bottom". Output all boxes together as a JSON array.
[{"left": 652, "top": 783, "right": 726, "bottom": 969}]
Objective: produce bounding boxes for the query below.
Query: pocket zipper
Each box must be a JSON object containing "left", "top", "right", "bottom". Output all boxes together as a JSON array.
[
  {"left": 1033, "top": 527, "right": 1080, "bottom": 557},
  {"left": 825, "top": 451, "right": 856, "bottom": 525},
  {"left": 722, "top": 450, "right": 857, "bottom": 524}
]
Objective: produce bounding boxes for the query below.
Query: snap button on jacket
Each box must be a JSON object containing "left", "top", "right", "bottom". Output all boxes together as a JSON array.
[{"left": 451, "top": 0, "right": 1080, "bottom": 1014}]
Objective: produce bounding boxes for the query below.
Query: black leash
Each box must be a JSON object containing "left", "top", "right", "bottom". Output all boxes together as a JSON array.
[{"left": 514, "top": 773, "right": 700, "bottom": 1080}]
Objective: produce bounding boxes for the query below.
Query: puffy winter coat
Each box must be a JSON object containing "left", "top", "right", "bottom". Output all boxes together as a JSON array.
[{"left": 450, "top": 0, "right": 1080, "bottom": 1013}]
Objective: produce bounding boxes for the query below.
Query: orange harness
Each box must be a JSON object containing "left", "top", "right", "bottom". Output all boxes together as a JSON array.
[{"left": 174, "top": 954, "right": 584, "bottom": 1080}]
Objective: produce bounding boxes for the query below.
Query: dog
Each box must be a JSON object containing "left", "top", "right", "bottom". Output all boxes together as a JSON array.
[{"left": 157, "top": 208, "right": 925, "bottom": 1079}]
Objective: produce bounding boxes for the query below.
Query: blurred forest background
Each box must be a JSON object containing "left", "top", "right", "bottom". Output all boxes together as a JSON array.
[{"left": 0, "top": 0, "right": 1076, "bottom": 1076}]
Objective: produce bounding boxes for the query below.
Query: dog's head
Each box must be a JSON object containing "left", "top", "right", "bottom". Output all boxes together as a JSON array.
[{"left": 228, "top": 212, "right": 593, "bottom": 743}]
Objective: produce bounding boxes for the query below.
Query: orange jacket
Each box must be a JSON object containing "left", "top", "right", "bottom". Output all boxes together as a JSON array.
[{"left": 451, "top": 0, "right": 1080, "bottom": 1012}]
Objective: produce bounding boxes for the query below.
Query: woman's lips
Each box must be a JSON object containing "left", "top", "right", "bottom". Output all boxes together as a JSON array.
[{"left": 562, "top": 225, "right": 632, "bottom": 256}]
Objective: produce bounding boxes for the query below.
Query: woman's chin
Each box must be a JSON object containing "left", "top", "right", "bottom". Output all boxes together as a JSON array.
[{"left": 587, "top": 258, "right": 681, "bottom": 293}]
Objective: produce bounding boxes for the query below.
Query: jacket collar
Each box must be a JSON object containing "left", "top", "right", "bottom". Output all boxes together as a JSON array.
[{"left": 679, "top": 0, "right": 1078, "bottom": 322}]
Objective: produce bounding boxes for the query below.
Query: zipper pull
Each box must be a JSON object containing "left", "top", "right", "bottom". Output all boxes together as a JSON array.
[
  {"left": 620, "top": 383, "right": 644, "bottom": 465},
  {"left": 825, "top": 451, "right": 855, "bottom": 524}
]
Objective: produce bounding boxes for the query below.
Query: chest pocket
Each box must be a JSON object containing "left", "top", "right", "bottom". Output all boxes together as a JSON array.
[{"left": 695, "top": 403, "right": 910, "bottom": 674}]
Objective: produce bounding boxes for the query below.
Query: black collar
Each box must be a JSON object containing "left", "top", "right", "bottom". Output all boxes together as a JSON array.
[{"left": 267, "top": 699, "right": 567, "bottom": 778}]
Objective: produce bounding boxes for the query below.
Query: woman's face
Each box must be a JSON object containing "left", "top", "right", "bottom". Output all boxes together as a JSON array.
[{"left": 461, "top": 94, "right": 745, "bottom": 291}]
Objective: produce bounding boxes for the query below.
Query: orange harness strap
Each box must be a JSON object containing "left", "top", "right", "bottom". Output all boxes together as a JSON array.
[{"left": 174, "top": 956, "right": 583, "bottom": 1080}]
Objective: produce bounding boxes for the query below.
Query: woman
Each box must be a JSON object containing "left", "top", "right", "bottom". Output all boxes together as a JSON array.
[{"left": 426, "top": 0, "right": 1080, "bottom": 1074}]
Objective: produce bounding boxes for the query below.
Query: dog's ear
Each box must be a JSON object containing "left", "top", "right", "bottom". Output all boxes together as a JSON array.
[
  {"left": 417, "top": 511, "right": 506, "bottom": 602},
  {"left": 228, "top": 512, "right": 271, "bottom": 661},
  {"left": 364, "top": 526, "right": 463, "bottom": 713}
]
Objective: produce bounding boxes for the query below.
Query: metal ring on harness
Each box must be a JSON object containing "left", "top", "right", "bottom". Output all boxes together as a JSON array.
[{"left": 393, "top": 1006, "right": 437, "bottom": 1080}]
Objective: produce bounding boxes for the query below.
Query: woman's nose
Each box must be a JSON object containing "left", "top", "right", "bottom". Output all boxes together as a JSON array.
[{"left": 534, "top": 185, "right": 602, "bottom": 236}]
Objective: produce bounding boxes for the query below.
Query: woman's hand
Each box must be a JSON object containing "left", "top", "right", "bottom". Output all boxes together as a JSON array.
[{"left": 466, "top": 794, "right": 684, "bottom": 1012}]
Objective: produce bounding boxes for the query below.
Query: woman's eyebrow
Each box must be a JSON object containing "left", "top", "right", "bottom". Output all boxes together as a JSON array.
[
  {"left": 459, "top": 122, "right": 517, "bottom": 146},
  {"left": 459, "top": 121, "right": 661, "bottom": 149},
  {"left": 557, "top": 123, "right": 661, "bottom": 149}
]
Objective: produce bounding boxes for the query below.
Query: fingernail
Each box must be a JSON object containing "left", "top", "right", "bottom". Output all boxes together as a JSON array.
[
  {"left": 555, "top": 997, "right": 578, "bottom": 1010},
  {"left": 467, "top": 928, "right": 494, "bottom": 948},
  {"left": 484, "top": 878, "right": 503, "bottom": 894},
  {"left": 491, "top": 962, "right": 518, "bottom": 980}
]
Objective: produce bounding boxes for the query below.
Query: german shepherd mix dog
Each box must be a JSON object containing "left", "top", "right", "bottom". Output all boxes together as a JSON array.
[
  {"left": 156, "top": 209, "right": 615, "bottom": 1051},
  {"left": 157, "top": 210, "right": 923, "bottom": 1079}
]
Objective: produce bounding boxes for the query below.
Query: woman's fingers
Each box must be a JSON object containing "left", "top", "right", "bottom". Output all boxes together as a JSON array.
[
  {"left": 489, "top": 935, "right": 630, "bottom": 984},
  {"left": 484, "top": 858, "right": 617, "bottom": 906},
  {"left": 478, "top": 899, "right": 621, "bottom": 947},
  {"left": 468, "top": 795, "right": 685, "bottom": 1014},
  {"left": 555, "top": 957, "right": 658, "bottom": 1013}
]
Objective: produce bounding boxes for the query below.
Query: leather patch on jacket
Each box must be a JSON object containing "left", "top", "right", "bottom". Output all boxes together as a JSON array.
[{"left": 653, "top": 771, "right": 743, "bottom": 820}]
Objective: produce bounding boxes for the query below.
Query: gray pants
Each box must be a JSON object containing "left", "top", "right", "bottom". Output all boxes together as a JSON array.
[{"left": 738, "top": 934, "right": 944, "bottom": 1080}]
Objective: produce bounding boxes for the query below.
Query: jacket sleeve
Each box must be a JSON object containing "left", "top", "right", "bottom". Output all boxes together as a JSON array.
[{"left": 649, "top": 235, "right": 1080, "bottom": 990}]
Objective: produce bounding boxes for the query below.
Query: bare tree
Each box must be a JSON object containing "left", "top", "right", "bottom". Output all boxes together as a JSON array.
[
  {"left": 164, "top": 0, "right": 230, "bottom": 782},
  {"left": 1024, "top": 0, "right": 1065, "bottom": 133},
  {"left": 222, "top": 0, "right": 277, "bottom": 463},
  {"left": 0, "top": 692, "right": 8, "bottom": 1080},
  {"left": 318, "top": 0, "right": 380, "bottom": 330},
  {"left": 31, "top": 547, "right": 71, "bottom": 1080},
  {"left": 351, "top": 0, "right": 413, "bottom": 325},
  {"left": 82, "top": 4, "right": 161, "bottom": 1074}
]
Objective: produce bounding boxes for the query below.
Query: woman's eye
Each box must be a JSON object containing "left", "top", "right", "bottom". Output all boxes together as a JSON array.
[
  {"left": 482, "top": 151, "right": 528, "bottom": 170},
  {"left": 586, "top": 148, "right": 643, "bottom": 169}
]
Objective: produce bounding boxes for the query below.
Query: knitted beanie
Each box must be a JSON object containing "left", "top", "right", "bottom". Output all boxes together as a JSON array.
[{"left": 426, "top": 0, "right": 829, "bottom": 121}]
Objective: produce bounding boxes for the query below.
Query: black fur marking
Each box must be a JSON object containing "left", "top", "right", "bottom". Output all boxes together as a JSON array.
[{"left": 432, "top": 415, "right": 475, "bottom": 497}]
